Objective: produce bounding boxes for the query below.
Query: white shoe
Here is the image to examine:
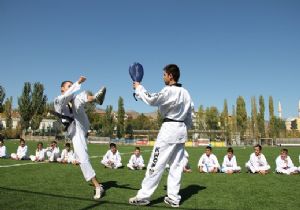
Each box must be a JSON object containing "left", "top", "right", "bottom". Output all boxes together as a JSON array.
[
  {"left": 129, "top": 196, "right": 150, "bottom": 206},
  {"left": 164, "top": 196, "right": 179, "bottom": 208},
  {"left": 94, "top": 87, "right": 106, "bottom": 105},
  {"left": 93, "top": 185, "right": 104, "bottom": 200}
]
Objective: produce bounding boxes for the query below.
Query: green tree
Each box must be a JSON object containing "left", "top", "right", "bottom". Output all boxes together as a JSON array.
[
  {"left": 268, "top": 96, "right": 276, "bottom": 138},
  {"left": 258, "top": 95, "right": 265, "bottom": 138},
  {"left": 0, "top": 85, "right": 5, "bottom": 113},
  {"left": 31, "top": 82, "right": 47, "bottom": 130},
  {"left": 102, "top": 105, "right": 114, "bottom": 137},
  {"left": 205, "top": 106, "right": 219, "bottom": 130},
  {"left": 251, "top": 96, "right": 259, "bottom": 140},
  {"left": 197, "top": 105, "right": 206, "bottom": 130},
  {"left": 220, "top": 100, "right": 231, "bottom": 142},
  {"left": 116, "top": 97, "right": 125, "bottom": 138},
  {"left": 18, "top": 82, "right": 32, "bottom": 130},
  {"left": 125, "top": 116, "right": 134, "bottom": 138},
  {"left": 4, "top": 97, "right": 13, "bottom": 129},
  {"left": 236, "top": 96, "right": 247, "bottom": 140},
  {"left": 132, "top": 114, "right": 152, "bottom": 130}
]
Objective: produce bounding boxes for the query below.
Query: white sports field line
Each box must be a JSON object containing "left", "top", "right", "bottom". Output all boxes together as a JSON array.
[{"left": 0, "top": 149, "right": 153, "bottom": 168}]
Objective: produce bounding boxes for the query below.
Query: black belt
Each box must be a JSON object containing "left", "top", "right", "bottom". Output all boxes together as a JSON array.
[{"left": 163, "top": 118, "right": 184, "bottom": 123}]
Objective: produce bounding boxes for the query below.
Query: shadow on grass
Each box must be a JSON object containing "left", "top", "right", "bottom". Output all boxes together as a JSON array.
[
  {"left": 102, "top": 180, "right": 139, "bottom": 191},
  {"left": 150, "top": 184, "right": 207, "bottom": 206}
]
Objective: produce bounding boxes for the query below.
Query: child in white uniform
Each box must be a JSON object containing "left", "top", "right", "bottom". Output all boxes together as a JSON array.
[
  {"left": 198, "top": 146, "right": 220, "bottom": 173},
  {"left": 46, "top": 141, "right": 60, "bottom": 162},
  {"left": 101, "top": 143, "right": 122, "bottom": 169},
  {"left": 30, "top": 142, "right": 46, "bottom": 162},
  {"left": 11, "top": 138, "right": 29, "bottom": 160},
  {"left": 221, "top": 147, "right": 241, "bottom": 174},
  {"left": 57, "top": 142, "right": 77, "bottom": 164},
  {"left": 127, "top": 147, "right": 145, "bottom": 170},
  {"left": 275, "top": 148, "right": 298, "bottom": 175},
  {"left": 0, "top": 137, "right": 7, "bottom": 158},
  {"left": 245, "top": 144, "right": 270, "bottom": 174}
]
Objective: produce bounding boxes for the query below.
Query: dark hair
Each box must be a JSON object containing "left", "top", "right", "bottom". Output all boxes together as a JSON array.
[
  {"left": 61, "top": 80, "right": 73, "bottom": 88},
  {"left": 281, "top": 148, "right": 288, "bottom": 153},
  {"left": 65, "top": 143, "right": 71, "bottom": 147},
  {"left": 51, "top": 141, "right": 57, "bottom": 144},
  {"left": 163, "top": 64, "right": 180, "bottom": 82},
  {"left": 37, "top": 142, "right": 43, "bottom": 146},
  {"left": 110, "top": 143, "right": 117, "bottom": 148},
  {"left": 135, "top": 147, "right": 140, "bottom": 151},
  {"left": 206, "top": 146, "right": 212, "bottom": 151},
  {"left": 254, "top": 144, "right": 262, "bottom": 151},
  {"left": 20, "top": 138, "right": 25, "bottom": 143},
  {"left": 227, "top": 147, "right": 233, "bottom": 153}
]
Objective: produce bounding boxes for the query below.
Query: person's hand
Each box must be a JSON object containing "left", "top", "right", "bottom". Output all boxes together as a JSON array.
[
  {"left": 133, "top": 82, "right": 140, "bottom": 89},
  {"left": 78, "top": 76, "right": 86, "bottom": 84}
]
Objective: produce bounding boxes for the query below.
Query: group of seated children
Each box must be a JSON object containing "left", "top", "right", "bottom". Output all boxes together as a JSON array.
[
  {"left": 2, "top": 138, "right": 78, "bottom": 164},
  {"left": 101, "top": 143, "right": 145, "bottom": 170},
  {"left": 2, "top": 137, "right": 300, "bottom": 175},
  {"left": 198, "top": 144, "right": 300, "bottom": 175}
]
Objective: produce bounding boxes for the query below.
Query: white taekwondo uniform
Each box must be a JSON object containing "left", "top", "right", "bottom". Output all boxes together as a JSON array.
[
  {"left": 30, "top": 148, "right": 46, "bottom": 161},
  {"left": 198, "top": 153, "right": 220, "bottom": 172},
  {"left": 46, "top": 146, "right": 60, "bottom": 162},
  {"left": 221, "top": 155, "right": 241, "bottom": 173},
  {"left": 275, "top": 155, "right": 298, "bottom": 175},
  {"left": 0, "top": 145, "right": 6, "bottom": 158},
  {"left": 134, "top": 84, "right": 193, "bottom": 205},
  {"left": 54, "top": 81, "right": 96, "bottom": 181},
  {"left": 245, "top": 153, "right": 271, "bottom": 173},
  {"left": 11, "top": 145, "right": 28, "bottom": 160},
  {"left": 101, "top": 150, "right": 122, "bottom": 169},
  {"left": 57, "top": 148, "right": 76, "bottom": 163},
  {"left": 127, "top": 154, "right": 145, "bottom": 170}
]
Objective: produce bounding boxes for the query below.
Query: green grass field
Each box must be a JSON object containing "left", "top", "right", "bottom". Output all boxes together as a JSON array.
[{"left": 1, "top": 140, "right": 300, "bottom": 210}]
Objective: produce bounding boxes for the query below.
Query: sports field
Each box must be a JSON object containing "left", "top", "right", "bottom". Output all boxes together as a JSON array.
[{"left": 0, "top": 140, "right": 300, "bottom": 210}]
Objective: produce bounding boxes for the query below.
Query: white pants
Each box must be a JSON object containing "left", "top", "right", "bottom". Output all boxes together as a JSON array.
[
  {"left": 70, "top": 92, "right": 96, "bottom": 181},
  {"left": 245, "top": 162, "right": 270, "bottom": 173},
  {"left": 11, "top": 153, "right": 26, "bottom": 160},
  {"left": 127, "top": 163, "right": 145, "bottom": 170},
  {"left": 221, "top": 166, "right": 241, "bottom": 173},
  {"left": 57, "top": 156, "right": 75, "bottom": 164},
  {"left": 200, "top": 165, "right": 218, "bottom": 173},
  {"left": 276, "top": 167, "right": 298, "bottom": 175},
  {"left": 101, "top": 160, "right": 122, "bottom": 169},
  {"left": 136, "top": 142, "right": 184, "bottom": 204},
  {"left": 47, "top": 151, "right": 60, "bottom": 162}
]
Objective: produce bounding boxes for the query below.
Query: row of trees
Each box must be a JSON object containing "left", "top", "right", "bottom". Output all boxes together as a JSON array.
[
  {"left": 0, "top": 83, "right": 296, "bottom": 141},
  {"left": 196, "top": 95, "right": 287, "bottom": 143}
]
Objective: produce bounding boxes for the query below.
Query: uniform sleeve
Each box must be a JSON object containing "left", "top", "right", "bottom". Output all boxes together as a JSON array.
[
  {"left": 117, "top": 152, "right": 122, "bottom": 164},
  {"left": 102, "top": 151, "right": 109, "bottom": 162},
  {"left": 222, "top": 156, "right": 226, "bottom": 168},
  {"left": 128, "top": 155, "right": 134, "bottom": 164},
  {"left": 275, "top": 156, "right": 281, "bottom": 169},
  {"left": 232, "top": 156, "right": 238, "bottom": 168},
  {"left": 198, "top": 154, "right": 204, "bottom": 167},
  {"left": 261, "top": 154, "right": 269, "bottom": 166},
  {"left": 184, "top": 101, "right": 194, "bottom": 129},
  {"left": 213, "top": 155, "right": 220, "bottom": 168},
  {"left": 140, "top": 155, "right": 144, "bottom": 164},
  {"left": 54, "top": 81, "right": 81, "bottom": 112},
  {"left": 287, "top": 156, "right": 295, "bottom": 168},
  {"left": 135, "top": 85, "right": 170, "bottom": 107}
]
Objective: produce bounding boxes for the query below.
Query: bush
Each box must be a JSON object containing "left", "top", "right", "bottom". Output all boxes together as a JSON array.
[{"left": 2, "top": 128, "right": 21, "bottom": 139}]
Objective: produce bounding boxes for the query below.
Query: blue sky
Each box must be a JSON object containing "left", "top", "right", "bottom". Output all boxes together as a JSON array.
[{"left": 0, "top": 0, "right": 299, "bottom": 119}]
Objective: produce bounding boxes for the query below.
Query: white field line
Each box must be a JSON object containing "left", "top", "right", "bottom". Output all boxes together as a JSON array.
[{"left": 0, "top": 150, "right": 153, "bottom": 168}]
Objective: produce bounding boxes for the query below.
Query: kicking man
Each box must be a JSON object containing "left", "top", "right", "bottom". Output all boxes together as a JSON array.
[
  {"left": 54, "top": 76, "right": 106, "bottom": 200},
  {"left": 129, "top": 64, "right": 193, "bottom": 208}
]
